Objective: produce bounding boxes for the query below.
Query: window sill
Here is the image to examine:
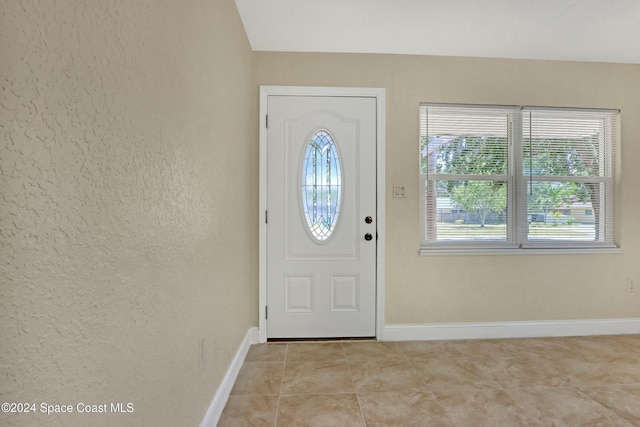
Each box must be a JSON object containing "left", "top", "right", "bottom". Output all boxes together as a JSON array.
[{"left": 419, "top": 247, "right": 622, "bottom": 256}]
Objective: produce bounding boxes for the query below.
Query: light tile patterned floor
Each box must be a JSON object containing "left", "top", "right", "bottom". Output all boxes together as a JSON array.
[{"left": 218, "top": 335, "right": 640, "bottom": 426}]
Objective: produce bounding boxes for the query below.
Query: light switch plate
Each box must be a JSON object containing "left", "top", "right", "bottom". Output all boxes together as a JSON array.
[{"left": 393, "top": 185, "right": 407, "bottom": 198}]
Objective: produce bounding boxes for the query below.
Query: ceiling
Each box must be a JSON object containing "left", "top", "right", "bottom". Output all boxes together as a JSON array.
[{"left": 234, "top": 0, "right": 640, "bottom": 64}]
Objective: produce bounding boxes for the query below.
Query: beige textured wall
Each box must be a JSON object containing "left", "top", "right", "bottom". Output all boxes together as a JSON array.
[
  {"left": 1, "top": 1, "right": 255, "bottom": 426},
  {"left": 254, "top": 52, "right": 640, "bottom": 324}
]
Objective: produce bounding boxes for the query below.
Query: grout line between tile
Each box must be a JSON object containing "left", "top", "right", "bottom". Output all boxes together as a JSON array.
[
  {"left": 273, "top": 343, "right": 288, "bottom": 427},
  {"left": 342, "top": 342, "right": 369, "bottom": 426},
  {"left": 573, "top": 386, "right": 638, "bottom": 427}
]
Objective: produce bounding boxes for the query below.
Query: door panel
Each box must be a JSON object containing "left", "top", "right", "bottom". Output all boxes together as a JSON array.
[{"left": 266, "top": 95, "right": 377, "bottom": 338}]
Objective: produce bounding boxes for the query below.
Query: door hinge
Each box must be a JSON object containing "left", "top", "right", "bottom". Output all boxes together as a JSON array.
[
  {"left": 265, "top": 210, "right": 268, "bottom": 224},
  {"left": 265, "top": 114, "right": 268, "bottom": 128},
  {"left": 265, "top": 305, "right": 268, "bottom": 319}
]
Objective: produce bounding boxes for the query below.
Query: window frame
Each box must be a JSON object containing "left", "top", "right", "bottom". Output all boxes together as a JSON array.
[{"left": 419, "top": 103, "right": 620, "bottom": 255}]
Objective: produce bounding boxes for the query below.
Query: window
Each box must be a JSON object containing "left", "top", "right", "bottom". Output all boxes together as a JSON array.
[
  {"left": 302, "top": 130, "right": 342, "bottom": 241},
  {"left": 420, "top": 104, "right": 619, "bottom": 253}
]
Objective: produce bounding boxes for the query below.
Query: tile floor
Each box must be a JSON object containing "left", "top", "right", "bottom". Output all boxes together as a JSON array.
[{"left": 218, "top": 335, "right": 640, "bottom": 426}]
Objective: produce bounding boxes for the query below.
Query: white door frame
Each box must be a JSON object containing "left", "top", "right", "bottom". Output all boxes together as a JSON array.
[{"left": 258, "top": 86, "right": 386, "bottom": 343}]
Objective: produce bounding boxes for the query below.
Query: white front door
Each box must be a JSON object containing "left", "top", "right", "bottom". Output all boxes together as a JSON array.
[{"left": 265, "top": 95, "right": 377, "bottom": 338}]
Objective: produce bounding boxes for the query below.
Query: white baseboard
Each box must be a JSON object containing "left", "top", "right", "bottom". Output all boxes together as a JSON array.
[
  {"left": 200, "top": 327, "right": 260, "bottom": 427},
  {"left": 383, "top": 318, "right": 640, "bottom": 342}
]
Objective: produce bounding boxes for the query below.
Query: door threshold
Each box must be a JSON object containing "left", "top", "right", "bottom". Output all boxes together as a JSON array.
[{"left": 267, "top": 336, "right": 376, "bottom": 343}]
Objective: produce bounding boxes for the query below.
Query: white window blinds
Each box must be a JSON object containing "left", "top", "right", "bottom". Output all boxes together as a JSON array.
[
  {"left": 521, "top": 108, "right": 618, "bottom": 247},
  {"left": 420, "top": 104, "right": 619, "bottom": 251},
  {"left": 420, "top": 105, "right": 516, "bottom": 245}
]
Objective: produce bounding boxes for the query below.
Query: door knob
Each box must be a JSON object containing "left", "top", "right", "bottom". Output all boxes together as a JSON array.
[{"left": 364, "top": 233, "right": 373, "bottom": 241}]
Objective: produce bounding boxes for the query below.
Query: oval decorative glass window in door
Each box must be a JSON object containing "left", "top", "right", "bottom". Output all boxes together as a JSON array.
[{"left": 302, "top": 130, "right": 342, "bottom": 241}]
